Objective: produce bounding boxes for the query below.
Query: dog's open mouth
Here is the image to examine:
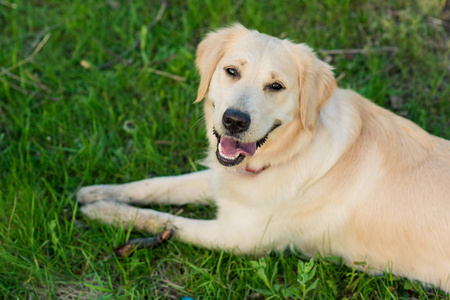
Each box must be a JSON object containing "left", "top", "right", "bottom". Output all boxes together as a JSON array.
[{"left": 214, "top": 122, "right": 281, "bottom": 167}]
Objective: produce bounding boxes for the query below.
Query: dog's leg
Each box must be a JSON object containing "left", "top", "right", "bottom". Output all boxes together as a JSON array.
[
  {"left": 81, "top": 200, "right": 267, "bottom": 254},
  {"left": 77, "top": 170, "right": 212, "bottom": 206}
]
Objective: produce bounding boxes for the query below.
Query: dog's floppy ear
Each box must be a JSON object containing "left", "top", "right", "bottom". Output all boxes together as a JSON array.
[
  {"left": 194, "top": 24, "right": 248, "bottom": 103},
  {"left": 295, "top": 44, "right": 337, "bottom": 132}
]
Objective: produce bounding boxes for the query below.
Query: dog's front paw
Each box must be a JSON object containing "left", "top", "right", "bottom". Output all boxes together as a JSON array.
[
  {"left": 80, "top": 200, "right": 136, "bottom": 225},
  {"left": 80, "top": 200, "right": 170, "bottom": 232},
  {"left": 77, "top": 184, "right": 124, "bottom": 204}
]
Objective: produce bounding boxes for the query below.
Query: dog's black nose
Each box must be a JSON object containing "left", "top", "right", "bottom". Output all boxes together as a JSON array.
[{"left": 222, "top": 109, "right": 251, "bottom": 134}]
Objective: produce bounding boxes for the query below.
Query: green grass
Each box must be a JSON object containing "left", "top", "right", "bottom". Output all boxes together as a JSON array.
[{"left": 1, "top": 0, "right": 449, "bottom": 298}]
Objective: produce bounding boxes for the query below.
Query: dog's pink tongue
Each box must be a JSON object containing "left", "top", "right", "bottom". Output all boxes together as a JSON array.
[{"left": 220, "top": 136, "right": 256, "bottom": 157}]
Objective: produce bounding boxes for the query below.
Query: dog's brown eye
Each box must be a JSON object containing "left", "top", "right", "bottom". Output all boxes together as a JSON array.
[
  {"left": 268, "top": 82, "right": 284, "bottom": 91},
  {"left": 225, "top": 67, "right": 239, "bottom": 78}
]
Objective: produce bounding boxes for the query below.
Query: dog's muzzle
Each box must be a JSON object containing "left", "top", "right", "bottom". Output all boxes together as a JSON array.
[{"left": 214, "top": 109, "right": 281, "bottom": 167}]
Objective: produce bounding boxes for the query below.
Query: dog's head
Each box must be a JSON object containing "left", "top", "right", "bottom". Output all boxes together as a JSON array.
[{"left": 195, "top": 24, "right": 336, "bottom": 169}]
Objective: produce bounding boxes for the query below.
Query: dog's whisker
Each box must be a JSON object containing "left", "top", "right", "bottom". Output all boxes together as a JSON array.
[{"left": 189, "top": 116, "right": 205, "bottom": 133}]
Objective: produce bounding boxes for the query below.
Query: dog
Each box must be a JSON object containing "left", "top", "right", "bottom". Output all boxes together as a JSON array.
[{"left": 77, "top": 24, "right": 450, "bottom": 293}]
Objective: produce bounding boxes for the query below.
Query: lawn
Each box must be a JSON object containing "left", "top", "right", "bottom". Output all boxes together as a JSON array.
[{"left": 0, "top": 0, "right": 449, "bottom": 299}]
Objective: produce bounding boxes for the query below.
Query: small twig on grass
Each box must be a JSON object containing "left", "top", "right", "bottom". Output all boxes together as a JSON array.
[
  {"left": 148, "top": 68, "right": 186, "bottom": 82},
  {"left": 113, "top": 229, "right": 173, "bottom": 258},
  {"left": 4, "top": 81, "right": 29, "bottom": 95},
  {"left": 159, "top": 279, "right": 187, "bottom": 292},
  {"left": 4, "top": 80, "right": 60, "bottom": 105},
  {"left": 173, "top": 208, "right": 184, "bottom": 216},
  {"left": 145, "top": 0, "right": 167, "bottom": 33},
  {"left": 91, "top": 38, "right": 132, "bottom": 67},
  {"left": 151, "top": 53, "right": 178, "bottom": 66},
  {"left": 429, "top": 16, "right": 450, "bottom": 29},
  {"left": 97, "top": 0, "right": 167, "bottom": 69},
  {"left": 335, "top": 72, "right": 346, "bottom": 82},
  {"left": 93, "top": 40, "right": 176, "bottom": 69},
  {"left": 0, "top": 33, "right": 51, "bottom": 78},
  {"left": 30, "top": 23, "right": 64, "bottom": 50},
  {"left": 0, "top": 67, "right": 49, "bottom": 91},
  {"left": 318, "top": 46, "right": 398, "bottom": 55}
]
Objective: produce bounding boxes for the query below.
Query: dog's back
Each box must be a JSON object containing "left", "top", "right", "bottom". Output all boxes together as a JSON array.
[{"left": 316, "top": 89, "right": 450, "bottom": 290}]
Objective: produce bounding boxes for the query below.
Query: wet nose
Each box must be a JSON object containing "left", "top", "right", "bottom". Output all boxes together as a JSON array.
[{"left": 222, "top": 109, "right": 251, "bottom": 134}]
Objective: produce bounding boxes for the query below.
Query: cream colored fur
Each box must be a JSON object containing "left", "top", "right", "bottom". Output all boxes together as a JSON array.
[{"left": 77, "top": 24, "right": 450, "bottom": 292}]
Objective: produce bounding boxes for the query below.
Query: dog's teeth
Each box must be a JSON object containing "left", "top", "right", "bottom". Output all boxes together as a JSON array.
[{"left": 218, "top": 143, "right": 240, "bottom": 160}]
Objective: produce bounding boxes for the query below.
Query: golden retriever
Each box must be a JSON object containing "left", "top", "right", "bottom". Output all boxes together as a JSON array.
[{"left": 77, "top": 24, "right": 450, "bottom": 292}]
